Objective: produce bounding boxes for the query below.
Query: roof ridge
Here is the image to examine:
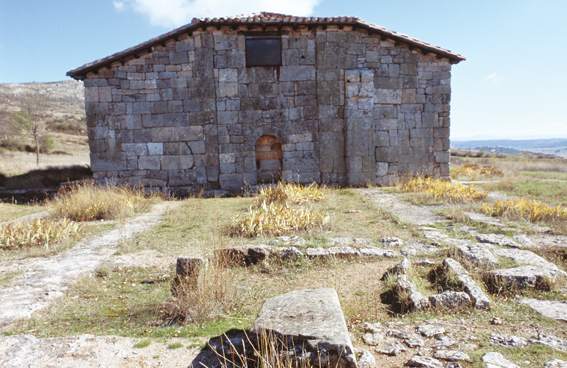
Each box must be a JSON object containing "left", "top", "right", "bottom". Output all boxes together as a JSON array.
[{"left": 68, "top": 13, "right": 465, "bottom": 79}]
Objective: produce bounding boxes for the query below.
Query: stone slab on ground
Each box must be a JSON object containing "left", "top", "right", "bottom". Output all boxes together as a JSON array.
[
  {"left": 0, "top": 201, "right": 179, "bottom": 329},
  {"left": 486, "top": 265, "right": 563, "bottom": 291},
  {"left": 394, "top": 275, "right": 430, "bottom": 312},
  {"left": 493, "top": 248, "right": 565, "bottom": 275},
  {"left": 520, "top": 298, "right": 567, "bottom": 322},
  {"left": 0, "top": 334, "right": 196, "bottom": 368},
  {"left": 482, "top": 352, "right": 519, "bottom": 368},
  {"left": 253, "top": 288, "right": 356, "bottom": 368},
  {"left": 453, "top": 241, "right": 499, "bottom": 267},
  {"left": 443, "top": 258, "right": 491, "bottom": 309}
]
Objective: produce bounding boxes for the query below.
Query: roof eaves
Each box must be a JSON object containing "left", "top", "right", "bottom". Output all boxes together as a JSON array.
[{"left": 67, "top": 16, "right": 465, "bottom": 79}]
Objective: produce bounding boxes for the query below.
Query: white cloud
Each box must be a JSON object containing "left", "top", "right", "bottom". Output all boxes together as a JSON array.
[
  {"left": 116, "top": 0, "right": 321, "bottom": 28},
  {"left": 483, "top": 72, "right": 503, "bottom": 85},
  {"left": 113, "top": 0, "right": 126, "bottom": 12}
]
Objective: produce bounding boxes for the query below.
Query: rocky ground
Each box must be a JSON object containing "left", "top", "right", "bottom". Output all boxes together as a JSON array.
[{"left": 0, "top": 186, "right": 565, "bottom": 367}]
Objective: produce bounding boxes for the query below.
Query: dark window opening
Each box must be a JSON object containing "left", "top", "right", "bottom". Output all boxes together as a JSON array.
[{"left": 245, "top": 36, "right": 282, "bottom": 67}]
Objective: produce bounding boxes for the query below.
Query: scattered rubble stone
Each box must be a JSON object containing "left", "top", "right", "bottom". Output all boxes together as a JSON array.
[
  {"left": 433, "top": 350, "right": 471, "bottom": 362},
  {"left": 464, "top": 212, "right": 505, "bottom": 227},
  {"left": 482, "top": 352, "right": 519, "bottom": 368},
  {"left": 254, "top": 288, "right": 356, "bottom": 368},
  {"left": 453, "top": 241, "right": 499, "bottom": 267},
  {"left": 376, "top": 341, "right": 406, "bottom": 356},
  {"left": 381, "top": 257, "right": 410, "bottom": 280},
  {"left": 530, "top": 332, "right": 567, "bottom": 352},
  {"left": 381, "top": 237, "right": 403, "bottom": 247},
  {"left": 393, "top": 274, "right": 431, "bottom": 312},
  {"left": 273, "top": 235, "right": 306, "bottom": 246},
  {"left": 362, "top": 332, "right": 383, "bottom": 346},
  {"left": 330, "top": 237, "right": 371, "bottom": 247},
  {"left": 428, "top": 291, "right": 471, "bottom": 310},
  {"left": 217, "top": 245, "right": 395, "bottom": 266},
  {"left": 417, "top": 323, "right": 446, "bottom": 337},
  {"left": 434, "top": 335, "right": 457, "bottom": 349},
  {"left": 404, "top": 336, "right": 425, "bottom": 348},
  {"left": 361, "top": 322, "right": 382, "bottom": 334},
  {"left": 485, "top": 265, "right": 562, "bottom": 291},
  {"left": 544, "top": 359, "right": 567, "bottom": 368},
  {"left": 490, "top": 333, "right": 528, "bottom": 348},
  {"left": 519, "top": 298, "right": 567, "bottom": 322},
  {"left": 475, "top": 233, "right": 520, "bottom": 248},
  {"left": 356, "top": 349, "right": 376, "bottom": 368},
  {"left": 490, "top": 317, "right": 503, "bottom": 325},
  {"left": 406, "top": 355, "right": 444, "bottom": 368},
  {"left": 442, "top": 258, "right": 491, "bottom": 309},
  {"left": 401, "top": 242, "right": 439, "bottom": 256},
  {"left": 493, "top": 248, "right": 565, "bottom": 274}
]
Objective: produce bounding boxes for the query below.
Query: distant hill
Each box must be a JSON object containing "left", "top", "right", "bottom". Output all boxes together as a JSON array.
[
  {"left": 452, "top": 139, "right": 567, "bottom": 158},
  {"left": 0, "top": 80, "right": 85, "bottom": 137}
]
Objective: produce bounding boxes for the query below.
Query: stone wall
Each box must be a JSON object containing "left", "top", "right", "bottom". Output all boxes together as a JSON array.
[{"left": 83, "top": 25, "right": 452, "bottom": 192}]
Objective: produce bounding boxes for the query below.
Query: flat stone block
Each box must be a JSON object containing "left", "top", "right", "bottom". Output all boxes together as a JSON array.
[{"left": 254, "top": 288, "right": 356, "bottom": 368}]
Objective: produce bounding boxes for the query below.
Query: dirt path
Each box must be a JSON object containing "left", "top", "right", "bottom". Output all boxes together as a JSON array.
[
  {"left": 0, "top": 334, "right": 197, "bottom": 368},
  {"left": 0, "top": 201, "right": 180, "bottom": 329},
  {"left": 359, "top": 188, "right": 446, "bottom": 226}
]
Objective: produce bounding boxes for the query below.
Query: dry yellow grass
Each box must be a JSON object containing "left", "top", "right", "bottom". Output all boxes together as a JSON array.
[
  {"left": 164, "top": 258, "right": 238, "bottom": 325},
  {"left": 451, "top": 163, "right": 503, "bottom": 180},
  {"left": 255, "top": 182, "right": 325, "bottom": 205},
  {"left": 0, "top": 218, "right": 81, "bottom": 250},
  {"left": 50, "top": 183, "right": 153, "bottom": 221},
  {"left": 230, "top": 200, "right": 327, "bottom": 238},
  {"left": 481, "top": 198, "right": 567, "bottom": 223},
  {"left": 399, "top": 177, "right": 487, "bottom": 203},
  {"left": 230, "top": 183, "right": 327, "bottom": 238}
]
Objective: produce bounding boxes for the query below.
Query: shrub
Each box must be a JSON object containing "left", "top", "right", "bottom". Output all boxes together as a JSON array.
[
  {"left": 0, "top": 218, "right": 81, "bottom": 250},
  {"left": 51, "top": 183, "right": 152, "bottom": 221},
  {"left": 230, "top": 200, "right": 326, "bottom": 238},
  {"left": 399, "top": 177, "right": 487, "bottom": 203},
  {"left": 451, "top": 163, "right": 503, "bottom": 180},
  {"left": 162, "top": 258, "right": 237, "bottom": 325},
  {"left": 480, "top": 198, "right": 567, "bottom": 223},
  {"left": 256, "top": 182, "right": 325, "bottom": 205}
]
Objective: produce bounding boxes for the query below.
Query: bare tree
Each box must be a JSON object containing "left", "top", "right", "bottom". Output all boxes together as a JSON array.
[{"left": 12, "top": 89, "right": 48, "bottom": 166}]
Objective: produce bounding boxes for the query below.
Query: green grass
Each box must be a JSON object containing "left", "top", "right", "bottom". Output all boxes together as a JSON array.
[
  {"left": 133, "top": 339, "right": 152, "bottom": 349},
  {"left": 481, "top": 178, "right": 567, "bottom": 206},
  {"left": 167, "top": 342, "right": 184, "bottom": 350},
  {"left": 7, "top": 266, "right": 254, "bottom": 339},
  {"left": 0, "top": 203, "right": 44, "bottom": 223},
  {"left": 118, "top": 188, "right": 418, "bottom": 256}
]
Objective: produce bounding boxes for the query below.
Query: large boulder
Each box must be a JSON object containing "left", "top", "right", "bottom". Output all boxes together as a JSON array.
[{"left": 253, "top": 288, "right": 357, "bottom": 368}]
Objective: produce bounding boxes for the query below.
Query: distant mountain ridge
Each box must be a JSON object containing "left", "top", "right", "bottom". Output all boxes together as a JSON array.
[{"left": 452, "top": 138, "right": 567, "bottom": 158}]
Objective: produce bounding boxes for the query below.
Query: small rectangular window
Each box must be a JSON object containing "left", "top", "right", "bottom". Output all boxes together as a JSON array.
[{"left": 245, "top": 36, "right": 282, "bottom": 67}]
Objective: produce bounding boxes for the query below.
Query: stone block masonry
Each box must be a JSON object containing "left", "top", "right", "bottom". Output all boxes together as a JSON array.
[{"left": 80, "top": 22, "right": 456, "bottom": 193}]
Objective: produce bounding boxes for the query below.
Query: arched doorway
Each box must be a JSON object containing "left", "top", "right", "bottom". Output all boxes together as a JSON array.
[{"left": 256, "top": 135, "right": 283, "bottom": 183}]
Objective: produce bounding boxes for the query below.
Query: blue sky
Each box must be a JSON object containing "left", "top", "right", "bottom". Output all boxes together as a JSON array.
[{"left": 1, "top": 0, "right": 566, "bottom": 140}]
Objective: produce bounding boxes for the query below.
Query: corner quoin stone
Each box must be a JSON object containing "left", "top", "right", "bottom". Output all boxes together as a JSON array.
[{"left": 253, "top": 288, "right": 357, "bottom": 368}]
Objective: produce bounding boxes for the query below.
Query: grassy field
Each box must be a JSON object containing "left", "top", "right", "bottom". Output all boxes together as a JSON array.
[
  {"left": 4, "top": 182, "right": 566, "bottom": 367},
  {"left": 0, "top": 203, "right": 44, "bottom": 222}
]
